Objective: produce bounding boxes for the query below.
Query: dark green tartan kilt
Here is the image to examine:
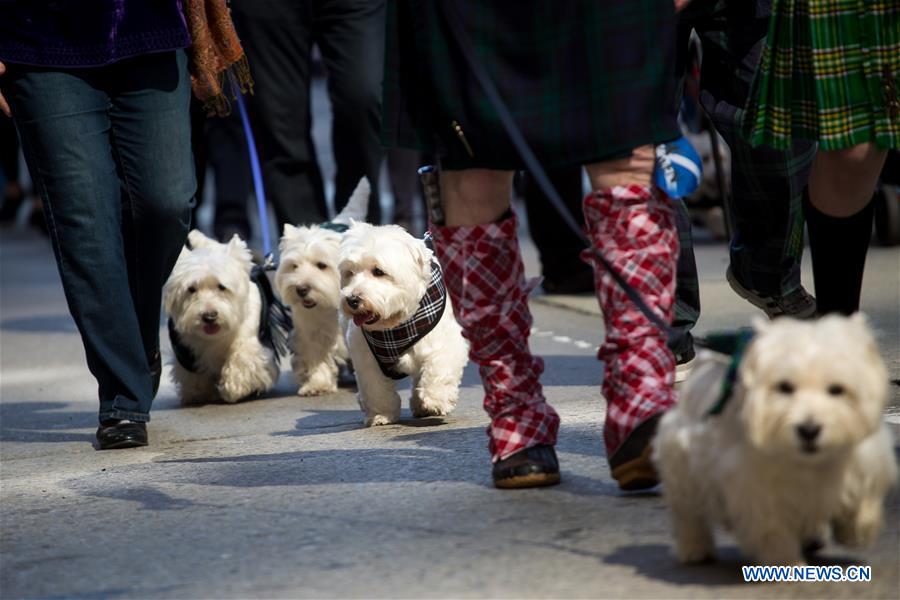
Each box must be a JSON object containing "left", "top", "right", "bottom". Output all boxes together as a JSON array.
[{"left": 382, "top": 0, "right": 681, "bottom": 170}]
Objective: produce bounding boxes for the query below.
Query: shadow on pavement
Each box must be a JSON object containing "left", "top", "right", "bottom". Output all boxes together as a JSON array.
[
  {"left": 604, "top": 543, "right": 745, "bottom": 586},
  {"left": 1, "top": 313, "right": 77, "bottom": 333},
  {"left": 0, "top": 401, "right": 95, "bottom": 443}
]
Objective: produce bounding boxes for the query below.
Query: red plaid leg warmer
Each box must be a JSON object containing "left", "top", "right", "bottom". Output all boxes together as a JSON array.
[
  {"left": 431, "top": 212, "right": 560, "bottom": 462},
  {"left": 581, "top": 185, "right": 679, "bottom": 457}
]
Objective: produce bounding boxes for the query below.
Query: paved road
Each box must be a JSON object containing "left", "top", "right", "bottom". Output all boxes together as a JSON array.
[{"left": 2, "top": 226, "right": 898, "bottom": 599}]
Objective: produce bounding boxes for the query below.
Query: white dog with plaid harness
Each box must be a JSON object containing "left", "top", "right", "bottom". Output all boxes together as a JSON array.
[{"left": 339, "top": 222, "right": 468, "bottom": 426}]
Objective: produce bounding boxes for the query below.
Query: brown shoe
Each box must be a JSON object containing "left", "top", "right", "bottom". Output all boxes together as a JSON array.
[
  {"left": 609, "top": 413, "right": 663, "bottom": 491},
  {"left": 492, "top": 444, "right": 561, "bottom": 489}
]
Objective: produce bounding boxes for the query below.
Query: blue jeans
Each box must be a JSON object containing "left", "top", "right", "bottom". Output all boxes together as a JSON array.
[{"left": 3, "top": 50, "right": 195, "bottom": 423}]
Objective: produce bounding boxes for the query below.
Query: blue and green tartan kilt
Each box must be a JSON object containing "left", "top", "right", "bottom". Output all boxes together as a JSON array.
[
  {"left": 382, "top": 0, "right": 682, "bottom": 170},
  {"left": 743, "top": 0, "right": 900, "bottom": 151}
]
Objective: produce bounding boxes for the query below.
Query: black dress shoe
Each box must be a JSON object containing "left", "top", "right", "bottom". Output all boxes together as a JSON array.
[
  {"left": 609, "top": 413, "right": 663, "bottom": 491},
  {"left": 96, "top": 420, "right": 148, "bottom": 450},
  {"left": 492, "top": 444, "right": 561, "bottom": 489}
]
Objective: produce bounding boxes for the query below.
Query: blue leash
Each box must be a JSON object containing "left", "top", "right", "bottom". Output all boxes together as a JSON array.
[{"left": 230, "top": 74, "right": 275, "bottom": 270}]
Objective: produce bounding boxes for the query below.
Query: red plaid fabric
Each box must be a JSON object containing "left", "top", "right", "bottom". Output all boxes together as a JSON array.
[
  {"left": 431, "top": 213, "right": 560, "bottom": 462},
  {"left": 582, "top": 184, "right": 679, "bottom": 457}
]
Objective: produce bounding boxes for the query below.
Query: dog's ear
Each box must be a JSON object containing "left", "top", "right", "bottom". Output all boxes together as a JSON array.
[
  {"left": 408, "top": 239, "right": 433, "bottom": 280},
  {"left": 177, "top": 244, "right": 191, "bottom": 263},
  {"left": 751, "top": 316, "right": 769, "bottom": 334},
  {"left": 187, "top": 229, "right": 213, "bottom": 250},
  {"left": 283, "top": 223, "right": 299, "bottom": 239},
  {"left": 226, "top": 234, "right": 253, "bottom": 267}
]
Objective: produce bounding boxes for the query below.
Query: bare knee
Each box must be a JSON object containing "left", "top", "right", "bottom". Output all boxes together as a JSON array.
[
  {"left": 440, "top": 168, "right": 514, "bottom": 226},
  {"left": 809, "top": 143, "right": 887, "bottom": 216},
  {"left": 585, "top": 145, "right": 655, "bottom": 191}
]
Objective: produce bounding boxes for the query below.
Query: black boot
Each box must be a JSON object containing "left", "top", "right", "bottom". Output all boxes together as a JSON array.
[{"left": 96, "top": 420, "right": 148, "bottom": 450}]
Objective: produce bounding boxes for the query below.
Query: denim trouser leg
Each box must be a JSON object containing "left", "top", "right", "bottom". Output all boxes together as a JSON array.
[{"left": 5, "top": 51, "right": 194, "bottom": 422}]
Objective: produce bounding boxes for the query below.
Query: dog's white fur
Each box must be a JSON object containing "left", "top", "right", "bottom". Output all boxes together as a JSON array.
[
  {"left": 164, "top": 230, "right": 279, "bottom": 404},
  {"left": 339, "top": 222, "right": 468, "bottom": 426},
  {"left": 654, "top": 314, "right": 897, "bottom": 566},
  {"left": 274, "top": 179, "right": 369, "bottom": 396}
]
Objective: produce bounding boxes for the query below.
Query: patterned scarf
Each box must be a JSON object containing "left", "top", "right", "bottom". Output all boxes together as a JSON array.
[
  {"left": 184, "top": 0, "right": 253, "bottom": 116},
  {"left": 363, "top": 261, "right": 447, "bottom": 380}
]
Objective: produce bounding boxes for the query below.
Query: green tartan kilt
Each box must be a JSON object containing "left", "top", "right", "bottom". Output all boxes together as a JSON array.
[
  {"left": 382, "top": 0, "right": 681, "bottom": 170},
  {"left": 743, "top": 0, "right": 900, "bottom": 151}
]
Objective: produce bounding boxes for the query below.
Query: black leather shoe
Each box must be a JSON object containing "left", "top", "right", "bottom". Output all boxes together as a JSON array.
[
  {"left": 609, "top": 413, "right": 663, "bottom": 491},
  {"left": 96, "top": 420, "right": 148, "bottom": 450},
  {"left": 492, "top": 444, "right": 561, "bottom": 489}
]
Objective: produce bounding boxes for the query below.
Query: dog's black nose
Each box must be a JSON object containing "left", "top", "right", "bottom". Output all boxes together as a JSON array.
[
  {"left": 201, "top": 311, "right": 218, "bottom": 323},
  {"left": 297, "top": 285, "right": 310, "bottom": 298},
  {"left": 346, "top": 295, "right": 360, "bottom": 310},
  {"left": 796, "top": 422, "right": 821, "bottom": 443}
]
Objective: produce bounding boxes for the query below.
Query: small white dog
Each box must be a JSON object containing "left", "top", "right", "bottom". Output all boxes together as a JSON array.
[
  {"left": 274, "top": 178, "right": 370, "bottom": 396},
  {"left": 654, "top": 314, "right": 897, "bottom": 566},
  {"left": 339, "top": 222, "right": 468, "bottom": 426},
  {"left": 164, "top": 230, "right": 280, "bottom": 404}
]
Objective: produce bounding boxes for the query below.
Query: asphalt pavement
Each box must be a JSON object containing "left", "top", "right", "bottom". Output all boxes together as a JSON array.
[{"left": 2, "top": 222, "right": 898, "bottom": 599}]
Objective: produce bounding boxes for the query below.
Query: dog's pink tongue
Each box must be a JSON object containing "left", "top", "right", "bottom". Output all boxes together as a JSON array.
[
  {"left": 353, "top": 313, "right": 369, "bottom": 326},
  {"left": 203, "top": 323, "right": 221, "bottom": 335}
]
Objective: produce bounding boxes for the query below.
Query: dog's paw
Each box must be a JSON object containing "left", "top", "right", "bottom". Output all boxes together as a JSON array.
[
  {"left": 410, "top": 390, "right": 457, "bottom": 418},
  {"left": 365, "top": 414, "right": 397, "bottom": 427},
  {"left": 833, "top": 511, "right": 882, "bottom": 548},
  {"left": 675, "top": 543, "right": 716, "bottom": 565},
  {"left": 297, "top": 381, "right": 338, "bottom": 397}
]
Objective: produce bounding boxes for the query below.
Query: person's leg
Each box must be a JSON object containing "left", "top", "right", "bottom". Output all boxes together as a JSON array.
[
  {"left": 316, "top": 0, "right": 386, "bottom": 222},
  {"left": 430, "top": 168, "right": 560, "bottom": 488},
  {"left": 207, "top": 107, "right": 252, "bottom": 241},
  {"left": 696, "top": 0, "right": 816, "bottom": 317},
  {"left": 521, "top": 167, "right": 594, "bottom": 294},
  {"left": 230, "top": 0, "right": 327, "bottom": 226},
  {"left": 804, "top": 144, "right": 887, "bottom": 314},
  {"left": 107, "top": 50, "right": 195, "bottom": 393},
  {"left": 0, "top": 115, "right": 24, "bottom": 222},
  {"left": 670, "top": 197, "right": 700, "bottom": 379},
  {"left": 584, "top": 145, "right": 679, "bottom": 490},
  {"left": 386, "top": 147, "right": 423, "bottom": 233},
  {"left": 4, "top": 66, "right": 157, "bottom": 429}
]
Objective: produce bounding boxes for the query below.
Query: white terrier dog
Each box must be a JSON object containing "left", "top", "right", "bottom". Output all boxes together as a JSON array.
[
  {"left": 274, "top": 178, "right": 370, "bottom": 396},
  {"left": 654, "top": 314, "right": 897, "bottom": 566},
  {"left": 339, "top": 222, "right": 468, "bottom": 426},
  {"left": 164, "top": 230, "right": 280, "bottom": 404}
]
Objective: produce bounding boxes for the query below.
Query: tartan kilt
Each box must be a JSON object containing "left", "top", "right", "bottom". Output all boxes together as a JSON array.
[
  {"left": 382, "top": 0, "right": 681, "bottom": 170},
  {"left": 742, "top": 0, "right": 900, "bottom": 151}
]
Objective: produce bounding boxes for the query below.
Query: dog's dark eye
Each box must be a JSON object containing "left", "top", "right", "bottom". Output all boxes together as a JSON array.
[
  {"left": 372, "top": 267, "right": 386, "bottom": 278},
  {"left": 775, "top": 380, "right": 795, "bottom": 395},
  {"left": 316, "top": 262, "right": 328, "bottom": 270},
  {"left": 218, "top": 283, "right": 227, "bottom": 292},
  {"left": 827, "top": 383, "right": 846, "bottom": 396},
  {"left": 188, "top": 286, "right": 197, "bottom": 294}
]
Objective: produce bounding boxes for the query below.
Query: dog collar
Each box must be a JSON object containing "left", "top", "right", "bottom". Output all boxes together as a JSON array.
[
  {"left": 705, "top": 329, "right": 755, "bottom": 417},
  {"left": 319, "top": 221, "right": 349, "bottom": 234},
  {"left": 362, "top": 260, "right": 447, "bottom": 380},
  {"left": 168, "top": 266, "right": 290, "bottom": 374}
]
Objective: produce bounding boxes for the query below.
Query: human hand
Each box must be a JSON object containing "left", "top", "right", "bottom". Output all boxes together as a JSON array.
[
  {"left": 0, "top": 61, "right": 10, "bottom": 117},
  {"left": 674, "top": 0, "right": 692, "bottom": 12}
]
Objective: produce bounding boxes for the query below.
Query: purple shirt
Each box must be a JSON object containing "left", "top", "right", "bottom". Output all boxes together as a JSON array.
[{"left": 0, "top": 0, "right": 191, "bottom": 67}]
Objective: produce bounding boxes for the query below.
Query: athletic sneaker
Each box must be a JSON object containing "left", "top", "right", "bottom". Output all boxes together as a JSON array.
[
  {"left": 726, "top": 266, "right": 817, "bottom": 319},
  {"left": 675, "top": 347, "right": 696, "bottom": 383}
]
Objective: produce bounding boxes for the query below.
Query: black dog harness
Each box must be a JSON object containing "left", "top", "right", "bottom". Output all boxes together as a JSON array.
[
  {"left": 362, "top": 260, "right": 447, "bottom": 380},
  {"left": 703, "top": 329, "right": 755, "bottom": 417}
]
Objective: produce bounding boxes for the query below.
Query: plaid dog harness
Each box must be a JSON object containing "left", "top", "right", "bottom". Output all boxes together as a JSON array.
[{"left": 362, "top": 260, "right": 447, "bottom": 380}]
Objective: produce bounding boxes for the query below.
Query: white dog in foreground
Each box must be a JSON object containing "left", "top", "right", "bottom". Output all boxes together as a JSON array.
[
  {"left": 275, "top": 178, "right": 369, "bottom": 396},
  {"left": 339, "top": 222, "right": 468, "bottom": 426},
  {"left": 164, "top": 230, "right": 280, "bottom": 404},
  {"left": 654, "top": 314, "right": 897, "bottom": 566}
]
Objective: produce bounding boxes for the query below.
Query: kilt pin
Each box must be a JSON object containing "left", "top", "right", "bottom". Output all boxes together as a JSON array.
[{"left": 430, "top": 184, "right": 678, "bottom": 463}]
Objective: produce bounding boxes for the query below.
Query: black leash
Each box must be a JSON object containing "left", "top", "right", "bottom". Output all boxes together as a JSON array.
[{"left": 437, "top": 0, "right": 678, "bottom": 343}]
